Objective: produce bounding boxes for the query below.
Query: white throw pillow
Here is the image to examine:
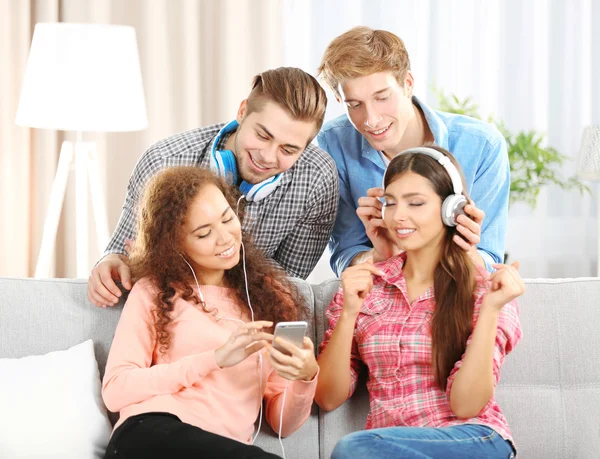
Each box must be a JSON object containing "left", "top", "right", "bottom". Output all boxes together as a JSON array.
[{"left": 0, "top": 339, "right": 112, "bottom": 458}]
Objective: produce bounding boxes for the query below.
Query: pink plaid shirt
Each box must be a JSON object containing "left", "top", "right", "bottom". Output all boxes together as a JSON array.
[{"left": 320, "top": 252, "right": 522, "bottom": 444}]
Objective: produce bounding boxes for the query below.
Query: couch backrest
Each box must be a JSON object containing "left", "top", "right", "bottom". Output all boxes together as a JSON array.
[
  {"left": 0, "top": 278, "right": 121, "bottom": 379},
  {"left": 312, "top": 277, "right": 600, "bottom": 459}
]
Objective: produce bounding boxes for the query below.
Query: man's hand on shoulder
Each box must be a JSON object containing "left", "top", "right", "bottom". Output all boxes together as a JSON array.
[{"left": 88, "top": 253, "right": 132, "bottom": 308}]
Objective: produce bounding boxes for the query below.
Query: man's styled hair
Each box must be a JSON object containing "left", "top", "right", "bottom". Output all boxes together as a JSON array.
[
  {"left": 318, "top": 26, "right": 411, "bottom": 99},
  {"left": 246, "top": 67, "right": 327, "bottom": 135}
]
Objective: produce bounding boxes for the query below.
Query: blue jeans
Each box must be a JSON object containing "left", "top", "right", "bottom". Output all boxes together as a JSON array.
[{"left": 331, "top": 424, "right": 515, "bottom": 459}]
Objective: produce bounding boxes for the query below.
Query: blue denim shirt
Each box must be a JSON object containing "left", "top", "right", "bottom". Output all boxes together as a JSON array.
[{"left": 318, "top": 96, "right": 509, "bottom": 276}]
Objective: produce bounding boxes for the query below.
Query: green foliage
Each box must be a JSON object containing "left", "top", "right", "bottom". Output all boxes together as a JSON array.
[
  {"left": 433, "top": 87, "right": 590, "bottom": 208},
  {"left": 432, "top": 87, "right": 481, "bottom": 118}
]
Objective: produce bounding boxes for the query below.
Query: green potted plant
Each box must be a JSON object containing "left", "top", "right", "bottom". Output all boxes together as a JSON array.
[{"left": 433, "top": 87, "right": 589, "bottom": 209}]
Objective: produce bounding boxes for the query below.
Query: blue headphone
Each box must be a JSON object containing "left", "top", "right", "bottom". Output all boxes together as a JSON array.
[
  {"left": 209, "top": 120, "right": 283, "bottom": 202},
  {"left": 382, "top": 146, "right": 467, "bottom": 227}
]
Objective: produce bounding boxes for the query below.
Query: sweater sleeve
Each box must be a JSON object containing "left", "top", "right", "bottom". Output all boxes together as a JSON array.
[
  {"left": 102, "top": 280, "right": 221, "bottom": 413},
  {"left": 263, "top": 366, "right": 319, "bottom": 438}
]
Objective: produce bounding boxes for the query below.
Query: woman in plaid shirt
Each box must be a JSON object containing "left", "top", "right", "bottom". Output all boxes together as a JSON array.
[{"left": 316, "top": 146, "right": 523, "bottom": 458}]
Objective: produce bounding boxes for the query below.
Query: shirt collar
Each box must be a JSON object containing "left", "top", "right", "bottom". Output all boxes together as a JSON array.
[
  {"left": 413, "top": 95, "right": 449, "bottom": 150},
  {"left": 373, "top": 251, "right": 435, "bottom": 306},
  {"left": 373, "top": 250, "right": 490, "bottom": 309},
  {"left": 372, "top": 252, "right": 412, "bottom": 300},
  {"left": 361, "top": 134, "right": 387, "bottom": 171},
  {"left": 374, "top": 251, "right": 408, "bottom": 284}
]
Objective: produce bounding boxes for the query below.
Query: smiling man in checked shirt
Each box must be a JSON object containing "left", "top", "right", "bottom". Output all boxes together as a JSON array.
[{"left": 88, "top": 67, "right": 339, "bottom": 308}]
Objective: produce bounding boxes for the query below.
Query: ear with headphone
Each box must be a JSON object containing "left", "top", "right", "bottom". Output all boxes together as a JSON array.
[
  {"left": 382, "top": 146, "right": 467, "bottom": 227},
  {"left": 210, "top": 120, "right": 283, "bottom": 202}
]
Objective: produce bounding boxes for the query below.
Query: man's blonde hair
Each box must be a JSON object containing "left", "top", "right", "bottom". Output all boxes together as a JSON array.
[
  {"left": 246, "top": 67, "right": 327, "bottom": 138},
  {"left": 318, "top": 27, "right": 411, "bottom": 99}
]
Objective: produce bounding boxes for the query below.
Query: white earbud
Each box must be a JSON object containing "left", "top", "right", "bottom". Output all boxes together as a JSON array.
[{"left": 236, "top": 194, "right": 245, "bottom": 216}]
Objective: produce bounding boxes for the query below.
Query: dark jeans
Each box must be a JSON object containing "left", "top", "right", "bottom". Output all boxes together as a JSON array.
[{"left": 104, "top": 412, "right": 281, "bottom": 459}]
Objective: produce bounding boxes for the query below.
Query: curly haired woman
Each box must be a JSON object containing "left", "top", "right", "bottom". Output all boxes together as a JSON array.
[{"left": 102, "top": 167, "right": 318, "bottom": 459}]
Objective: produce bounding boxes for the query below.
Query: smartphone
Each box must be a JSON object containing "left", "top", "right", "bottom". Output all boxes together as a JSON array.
[{"left": 272, "top": 321, "right": 308, "bottom": 355}]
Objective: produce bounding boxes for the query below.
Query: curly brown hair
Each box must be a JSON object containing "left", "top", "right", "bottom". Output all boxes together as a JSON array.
[{"left": 129, "top": 166, "right": 307, "bottom": 354}]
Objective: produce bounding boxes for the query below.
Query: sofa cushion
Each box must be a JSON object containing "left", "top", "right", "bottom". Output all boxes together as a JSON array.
[
  {"left": 0, "top": 339, "right": 112, "bottom": 458},
  {"left": 495, "top": 278, "right": 600, "bottom": 459}
]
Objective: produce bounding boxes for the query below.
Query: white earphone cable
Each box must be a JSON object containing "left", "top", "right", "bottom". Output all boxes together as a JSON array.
[
  {"left": 278, "top": 383, "right": 289, "bottom": 459},
  {"left": 181, "top": 193, "right": 286, "bottom": 457}
]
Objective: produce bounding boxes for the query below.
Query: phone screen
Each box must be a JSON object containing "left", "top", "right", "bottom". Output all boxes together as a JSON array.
[{"left": 273, "top": 321, "right": 307, "bottom": 355}]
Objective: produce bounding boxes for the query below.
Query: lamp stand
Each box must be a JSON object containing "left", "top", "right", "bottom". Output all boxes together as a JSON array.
[{"left": 35, "top": 136, "right": 110, "bottom": 278}]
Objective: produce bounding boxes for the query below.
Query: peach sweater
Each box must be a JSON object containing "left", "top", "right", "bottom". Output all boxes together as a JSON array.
[{"left": 102, "top": 278, "right": 317, "bottom": 444}]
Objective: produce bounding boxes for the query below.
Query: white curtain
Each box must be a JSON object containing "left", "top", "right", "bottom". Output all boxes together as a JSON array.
[{"left": 284, "top": 0, "right": 600, "bottom": 281}]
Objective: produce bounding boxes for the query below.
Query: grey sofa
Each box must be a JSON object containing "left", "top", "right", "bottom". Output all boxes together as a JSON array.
[{"left": 1, "top": 276, "right": 599, "bottom": 458}]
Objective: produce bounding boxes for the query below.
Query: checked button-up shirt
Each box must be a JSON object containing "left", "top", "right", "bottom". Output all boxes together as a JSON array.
[
  {"left": 320, "top": 252, "right": 522, "bottom": 446},
  {"left": 103, "top": 123, "right": 339, "bottom": 279}
]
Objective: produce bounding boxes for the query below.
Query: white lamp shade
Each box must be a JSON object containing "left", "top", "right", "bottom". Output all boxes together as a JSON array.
[
  {"left": 577, "top": 125, "right": 600, "bottom": 181},
  {"left": 15, "top": 23, "right": 148, "bottom": 132}
]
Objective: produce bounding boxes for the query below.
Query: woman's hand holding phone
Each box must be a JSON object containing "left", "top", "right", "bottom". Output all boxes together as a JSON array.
[
  {"left": 267, "top": 336, "right": 318, "bottom": 382},
  {"left": 267, "top": 322, "right": 318, "bottom": 381}
]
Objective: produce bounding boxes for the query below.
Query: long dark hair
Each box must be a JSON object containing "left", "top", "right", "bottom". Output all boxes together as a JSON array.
[
  {"left": 383, "top": 146, "right": 477, "bottom": 390},
  {"left": 129, "top": 166, "right": 306, "bottom": 354}
]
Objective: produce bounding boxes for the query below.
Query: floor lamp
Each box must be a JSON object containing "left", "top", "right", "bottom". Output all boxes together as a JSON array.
[
  {"left": 577, "top": 125, "right": 600, "bottom": 277},
  {"left": 16, "top": 23, "right": 147, "bottom": 278}
]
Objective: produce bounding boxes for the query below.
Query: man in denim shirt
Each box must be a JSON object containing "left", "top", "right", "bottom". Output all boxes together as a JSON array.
[{"left": 317, "top": 27, "right": 509, "bottom": 275}]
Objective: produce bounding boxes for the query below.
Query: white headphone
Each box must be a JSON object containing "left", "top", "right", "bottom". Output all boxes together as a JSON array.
[{"left": 381, "top": 146, "right": 467, "bottom": 227}]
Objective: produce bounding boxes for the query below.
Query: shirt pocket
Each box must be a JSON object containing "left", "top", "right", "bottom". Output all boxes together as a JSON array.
[
  {"left": 355, "top": 297, "right": 391, "bottom": 342},
  {"left": 356, "top": 314, "right": 402, "bottom": 382},
  {"left": 360, "top": 295, "right": 391, "bottom": 317},
  {"left": 418, "top": 310, "right": 433, "bottom": 337}
]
